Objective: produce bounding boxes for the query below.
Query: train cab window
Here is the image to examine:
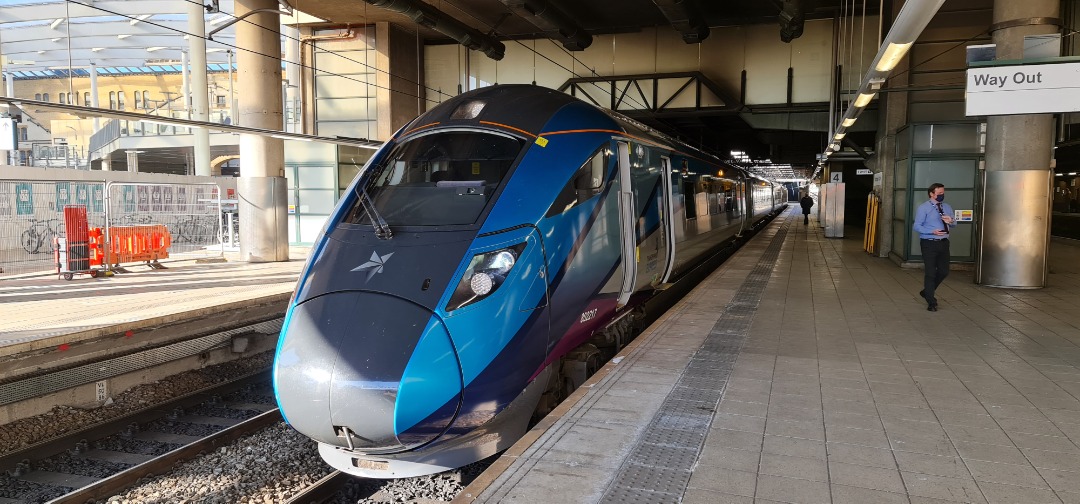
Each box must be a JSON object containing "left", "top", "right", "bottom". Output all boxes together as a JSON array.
[
  {"left": 342, "top": 131, "right": 524, "bottom": 227},
  {"left": 545, "top": 147, "right": 608, "bottom": 217}
]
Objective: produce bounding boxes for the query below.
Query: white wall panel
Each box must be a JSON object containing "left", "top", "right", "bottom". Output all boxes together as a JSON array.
[
  {"left": 574, "top": 34, "right": 616, "bottom": 77},
  {"left": 314, "top": 75, "right": 375, "bottom": 97},
  {"left": 424, "top": 44, "right": 462, "bottom": 110},
  {"left": 614, "top": 29, "right": 658, "bottom": 75},
  {"left": 469, "top": 49, "right": 498, "bottom": 90},
  {"left": 743, "top": 25, "right": 789, "bottom": 105},
  {"left": 655, "top": 29, "right": 700, "bottom": 74},
  {"left": 700, "top": 27, "right": 747, "bottom": 102},
  {"left": 495, "top": 42, "right": 539, "bottom": 85},
  {"left": 315, "top": 97, "right": 373, "bottom": 121},
  {"left": 534, "top": 39, "right": 576, "bottom": 90},
  {"left": 790, "top": 19, "right": 832, "bottom": 103}
]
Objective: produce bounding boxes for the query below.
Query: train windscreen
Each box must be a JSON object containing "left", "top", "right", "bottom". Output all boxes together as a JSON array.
[{"left": 343, "top": 131, "right": 525, "bottom": 226}]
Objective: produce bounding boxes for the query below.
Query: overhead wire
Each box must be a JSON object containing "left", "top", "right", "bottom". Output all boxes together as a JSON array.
[
  {"left": 174, "top": 0, "right": 453, "bottom": 104},
  {"left": 63, "top": 0, "right": 443, "bottom": 109}
]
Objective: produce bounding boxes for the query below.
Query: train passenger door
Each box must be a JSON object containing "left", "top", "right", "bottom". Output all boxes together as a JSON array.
[
  {"left": 657, "top": 157, "right": 677, "bottom": 285},
  {"left": 616, "top": 141, "right": 637, "bottom": 309}
]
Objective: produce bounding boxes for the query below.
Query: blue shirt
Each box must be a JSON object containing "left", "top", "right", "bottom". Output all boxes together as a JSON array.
[{"left": 914, "top": 199, "right": 956, "bottom": 240}]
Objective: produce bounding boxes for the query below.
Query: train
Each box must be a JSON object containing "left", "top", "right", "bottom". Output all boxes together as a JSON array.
[{"left": 272, "top": 85, "right": 787, "bottom": 478}]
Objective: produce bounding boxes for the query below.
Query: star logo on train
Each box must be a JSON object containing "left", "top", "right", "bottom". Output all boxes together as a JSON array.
[{"left": 352, "top": 251, "right": 394, "bottom": 282}]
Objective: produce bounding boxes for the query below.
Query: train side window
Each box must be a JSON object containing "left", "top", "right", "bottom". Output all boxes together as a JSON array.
[{"left": 545, "top": 147, "right": 608, "bottom": 217}]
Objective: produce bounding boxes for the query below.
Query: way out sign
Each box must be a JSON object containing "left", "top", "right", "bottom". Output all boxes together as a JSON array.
[{"left": 966, "top": 62, "right": 1080, "bottom": 116}]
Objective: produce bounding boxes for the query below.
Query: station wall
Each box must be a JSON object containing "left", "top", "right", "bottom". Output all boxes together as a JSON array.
[{"left": 424, "top": 19, "right": 877, "bottom": 110}]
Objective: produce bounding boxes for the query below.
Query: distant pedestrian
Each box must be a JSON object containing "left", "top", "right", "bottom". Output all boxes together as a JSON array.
[
  {"left": 799, "top": 193, "right": 814, "bottom": 225},
  {"left": 913, "top": 183, "right": 955, "bottom": 312}
]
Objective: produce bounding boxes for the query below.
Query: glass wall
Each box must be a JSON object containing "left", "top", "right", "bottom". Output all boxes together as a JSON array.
[{"left": 892, "top": 123, "right": 985, "bottom": 262}]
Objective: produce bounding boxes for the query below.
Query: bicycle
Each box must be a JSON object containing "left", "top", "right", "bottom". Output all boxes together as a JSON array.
[{"left": 21, "top": 218, "right": 65, "bottom": 254}]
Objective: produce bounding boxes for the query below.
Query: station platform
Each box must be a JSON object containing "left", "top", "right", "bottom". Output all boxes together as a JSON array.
[
  {"left": 0, "top": 249, "right": 307, "bottom": 375},
  {"left": 460, "top": 210, "right": 1080, "bottom": 504}
]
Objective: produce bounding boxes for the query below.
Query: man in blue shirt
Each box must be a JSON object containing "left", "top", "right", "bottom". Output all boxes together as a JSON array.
[{"left": 913, "top": 183, "right": 956, "bottom": 311}]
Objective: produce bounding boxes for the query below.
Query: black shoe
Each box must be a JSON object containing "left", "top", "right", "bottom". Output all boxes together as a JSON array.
[
  {"left": 927, "top": 304, "right": 938, "bottom": 312},
  {"left": 919, "top": 290, "right": 926, "bottom": 299}
]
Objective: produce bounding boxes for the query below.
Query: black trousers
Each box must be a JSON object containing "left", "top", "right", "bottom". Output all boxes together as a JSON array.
[
  {"left": 802, "top": 212, "right": 810, "bottom": 224},
  {"left": 920, "top": 238, "right": 950, "bottom": 304}
]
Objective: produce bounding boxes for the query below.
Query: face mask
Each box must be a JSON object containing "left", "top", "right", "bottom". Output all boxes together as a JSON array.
[{"left": 935, "top": 194, "right": 945, "bottom": 202}]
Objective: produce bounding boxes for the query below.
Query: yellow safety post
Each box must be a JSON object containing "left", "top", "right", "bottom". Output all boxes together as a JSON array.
[{"left": 864, "top": 193, "right": 880, "bottom": 254}]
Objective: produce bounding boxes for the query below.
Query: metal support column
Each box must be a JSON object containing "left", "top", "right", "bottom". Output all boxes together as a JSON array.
[
  {"left": 236, "top": 0, "right": 288, "bottom": 262},
  {"left": 976, "top": 0, "right": 1060, "bottom": 288},
  {"left": 188, "top": 0, "right": 212, "bottom": 176}
]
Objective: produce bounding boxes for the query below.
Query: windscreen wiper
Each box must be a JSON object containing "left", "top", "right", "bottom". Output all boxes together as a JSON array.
[{"left": 355, "top": 183, "right": 392, "bottom": 240}]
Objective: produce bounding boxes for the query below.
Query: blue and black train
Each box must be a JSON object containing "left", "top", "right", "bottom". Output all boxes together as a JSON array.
[{"left": 273, "top": 85, "right": 786, "bottom": 478}]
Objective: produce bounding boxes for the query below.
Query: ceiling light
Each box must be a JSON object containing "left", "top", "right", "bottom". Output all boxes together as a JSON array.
[
  {"left": 146, "top": 47, "right": 166, "bottom": 52},
  {"left": 91, "top": 48, "right": 105, "bottom": 52},
  {"left": 842, "top": 118, "right": 856, "bottom": 127},
  {"left": 853, "top": 93, "right": 875, "bottom": 108},
  {"left": 49, "top": 18, "right": 64, "bottom": 29},
  {"left": 834, "top": 133, "right": 845, "bottom": 141},
  {"left": 51, "top": 37, "right": 62, "bottom": 43},
  {"left": 130, "top": 14, "right": 151, "bottom": 26},
  {"left": 208, "top": 15, "right": 231, "bottom": 26},
  {"left": 875, "top": 42, "right": 914, "bottom": 72},
  {"left": 206, "top": 48, "right": 225, "bottom": 53},
  {"left": 117, "top": 34, "right": 132, "bottom": 40}
]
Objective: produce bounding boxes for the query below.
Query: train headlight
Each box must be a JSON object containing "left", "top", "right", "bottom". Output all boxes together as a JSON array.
[{"left": 448, "top": 243, "right": 526, "bottom": 311}]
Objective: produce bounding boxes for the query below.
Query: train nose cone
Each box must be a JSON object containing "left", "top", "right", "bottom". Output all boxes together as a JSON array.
[{"left": 274, "top": 291, "right": 462, "bottom": 452}]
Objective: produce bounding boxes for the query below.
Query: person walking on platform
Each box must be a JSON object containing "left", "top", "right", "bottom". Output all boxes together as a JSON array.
[
  {"left": 914, "top": 183, "right": 955, "bottom": 312},
  {"left": 799, "top": 193, "right": 814, "bottom": 225}
]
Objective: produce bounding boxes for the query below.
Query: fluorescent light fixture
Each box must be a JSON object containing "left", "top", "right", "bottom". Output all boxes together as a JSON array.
[
  {"left": 206, "top": 48, "right": 225, "bottom": 53},
  {"left": 875, "top": 42, "right": 914, "bottom": 72},
  {"left": 130, "top": 14, "right": 151, "bottom": 26},
  {"left": 854, "top": 92, "right": 875, "bottom": 108},
  {"left": 117, "top": 34, "right": 132, "bottom": 40},
  {"left": 51, "top": 37, "right": 62, "bottom": 43},
  {"left": 49, "top": 18, "right": 64, "bottom": 29},
  {"left": 146, "top": 47, "right": 166, "bottom": 52},
  {"left": 842, "top": 118, "right": 856, "bottom": 127},
  {"left": 91, "top": 48, "right": 105, "bottom": 52},
  {"left": 208, "top": 15, "right": 231, "bottom": 25},
  {"left": 834, "top": 133, "right": 845, "bottom": 141}
]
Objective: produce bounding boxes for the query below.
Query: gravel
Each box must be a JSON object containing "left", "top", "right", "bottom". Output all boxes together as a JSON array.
[
  {"left": 0, "top": 352, "right": 275, "bottom": 456},
  {"left": 3, "top": 350, "right": 497, "bottom": 503}
]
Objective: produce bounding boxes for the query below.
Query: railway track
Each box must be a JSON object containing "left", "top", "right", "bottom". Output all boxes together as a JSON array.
[{"left": 0, "top": 372, "right": 278, "bottom": 503}]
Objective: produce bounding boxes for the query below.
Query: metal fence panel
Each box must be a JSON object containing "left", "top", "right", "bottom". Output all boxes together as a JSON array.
[
  {"left": 105, "top": 182, "right": 224, "bottom": 264},
  {"left": 0, "top": 180, "right": 107, "bottom": 276}
]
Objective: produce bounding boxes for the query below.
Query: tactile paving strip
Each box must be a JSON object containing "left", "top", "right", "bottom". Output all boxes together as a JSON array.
[
  {"left": 599, "top": 216, "right": 791, "bottom": 503},
  {"left": 0, "top": 318, "right": 282, "bottom": 406}
]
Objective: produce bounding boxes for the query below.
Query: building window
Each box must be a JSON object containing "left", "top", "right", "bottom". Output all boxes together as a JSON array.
[
  {"left": 216, "top": 95, "right": 226, "bottom": 107},
  {"left": 118, "top": 91, "right": 126, "bottom": 110},
  {"left": 84, "top": 92, "right": 91, "bottom": 106},
  {"left": 69, "top": 93, "right": 75, "bottom": 105},
  {"left": 59, "top": 94, "right": 66, "bottom": 104},
  {"left": 35, "top": 93, "right": 41, "bottom": 100},
  {"left": 143, "top": 91, "right": 151, "bottom": 109},
  {"left": 19, "top": 126, "right": 28, "bottom": 142},
  {"left": 43, "top": 93, "right": 50, "bottom": 102},
  {"left": 134, "top": 92, "right": 142, "bottom": 109},
  {"left": 109, "top": 91, "right": 116, "bottom": 110}
]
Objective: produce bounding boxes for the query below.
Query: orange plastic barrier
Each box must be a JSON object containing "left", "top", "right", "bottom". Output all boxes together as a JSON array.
[
  {"left": 88, "top": 227, "right": 104, "bottom": 267},
  {"left": 108, "top": 225, "right": 172, "bottom": 265},
  {"left": 63, "top": 205, "right": 91, "bottom": 273}
]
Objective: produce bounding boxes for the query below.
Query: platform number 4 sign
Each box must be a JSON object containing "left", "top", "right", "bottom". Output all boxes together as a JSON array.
[{"left": 830, "top": 172, "right": 843, "bottom": 183}]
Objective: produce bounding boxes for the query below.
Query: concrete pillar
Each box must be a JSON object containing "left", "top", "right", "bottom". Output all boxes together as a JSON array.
[
  {"left": 101, "top": 156, "right": 112, "bottom": 172},
  {"left": 976, "top": 0, "right": 1059, "bottom": 287},
  {"left": 236, "top": 0, "right": 288, "bottom": 262},
  {"left": 375, "top": 22, "right": 424, "bottom": 141},
  {"left": 188, "top": 0, "right": 212, "bottom": 176}
]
